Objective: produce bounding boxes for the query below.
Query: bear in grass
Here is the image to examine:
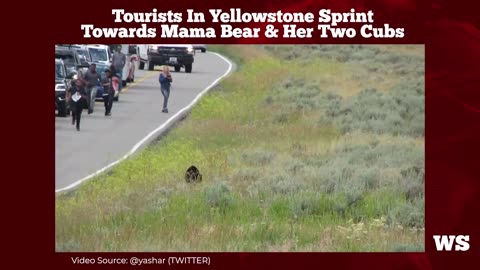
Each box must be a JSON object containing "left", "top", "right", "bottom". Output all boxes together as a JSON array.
[{"left": 185, "top": 165, "right": 202, "bottom": 183}]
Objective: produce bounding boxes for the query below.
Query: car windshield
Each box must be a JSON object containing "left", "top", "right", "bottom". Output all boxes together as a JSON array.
[
  {"left": 56, "top": 54, "right": 75, "bottom": 65},
  {"left": 89, "top": 48, "right": 108, "bottom": 62},
  {"left": 55, "top": 63, "right": 66, "bottom": 79},
  {"left": 75, "top": 49, "right": 90, "bottom": 63}
]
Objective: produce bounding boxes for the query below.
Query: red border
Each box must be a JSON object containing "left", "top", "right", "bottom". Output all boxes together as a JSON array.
[{"left": 10, "top": 0, "right": 480, "bottom": 269}]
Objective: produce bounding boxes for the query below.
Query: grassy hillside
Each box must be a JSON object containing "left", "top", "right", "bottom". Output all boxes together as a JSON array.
[{"left": 56, "top": 45, "right": 424, "bottom": 252}]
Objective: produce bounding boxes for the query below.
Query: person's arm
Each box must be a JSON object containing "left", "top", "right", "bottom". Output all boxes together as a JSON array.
[
  {"left": 122, "top": 54, "right": 126, "bottom": 67},
  {"left": 79, "top": 73, "right": 88, "bottom": 86},
  {"left": 112, "top": 76, "right": 120, "bottom": 92},
  {"left": 159, "top": 73, "right": 165, "bottom": 83},
  {"left": 80, "top": 87, "right": 88, "bottom": 99},
  {"left": 101, "top": 77, "right": 109, "bottom": 86},
  {"left": 66, "top": 87, "right": 71, "bottom": 102}
]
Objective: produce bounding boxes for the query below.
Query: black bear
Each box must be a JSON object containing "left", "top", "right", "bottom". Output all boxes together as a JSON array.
[{"left": 185, "top": 165, "right": 202, "bottom": 183}]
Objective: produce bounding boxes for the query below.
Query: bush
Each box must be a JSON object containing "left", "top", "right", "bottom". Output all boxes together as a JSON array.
[
  {"left": 322, "top": 87, "right": 424, "bottom": 136},
  {"left": 391, "top": 243, "right": 424, "bottom": 252},
  {"left": 56, "top": 240, "right": 81, "bottom": 251},
  {"left": 269, "top": 79, "right": 324, "bottom": 112},
  {"left": 242, "top": 150, "right": 276, "bottom": 166},
  {"left": 387, "top": 202, "right": 424, "bottom": 228},
  {"left": 233, "top": 168, "right": 261, "bottom": 182},
  {"left": 270, "top": 173, "right": 305, "bottom": 195},
  {"left": 272, "top": 112, "right": 289, "bottom": 124},
  {"left": 204, "top": 182, "right": 235, "bottom": 212}
]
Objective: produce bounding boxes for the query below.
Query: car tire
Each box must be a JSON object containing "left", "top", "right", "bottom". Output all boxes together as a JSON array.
[
  {"left": 201, "top": 48, "right": 206, "bottom": 53},
  {"left": 139, "top": 61, "right": 145, "bottom": 70},
  {"left": 174, "top": 66, "right": 181, "bottom": 72},
  {"left": 185, "top": 64, "right": 192, "bottom": 73},
  {"left": 148, "top": 61, "right": 154, "bottom": 71}
]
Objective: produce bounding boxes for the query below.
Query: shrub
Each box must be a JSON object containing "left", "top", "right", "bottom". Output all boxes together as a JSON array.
[
  {"left": 241, "top": 150, "right": 276, "bottom": 166},
  {"left": 233, "top": 168, "right": 261, "bottom": 182},
  {"left": 270, "top": 174, "right": 305, "bottom": 195},
  {"left": 387, "top": 202, "right": 424, "bottom": 228},
  {"left": 391, "top": 243, "right": 424, "bottom": 252},
  {"left": 204, "top": 182, "right": 235, "bottom": 212},
  {"left": 322, "top": 87, "right": 424, "bottom": 136},
  {"left": 56, "top": 240, "right": 81, "bottom": 252},
  {"left": 272, "top": 112, "right": 289, "bottom": 124}
]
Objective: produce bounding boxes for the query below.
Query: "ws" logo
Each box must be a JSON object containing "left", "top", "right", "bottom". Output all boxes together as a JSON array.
[{"left": 433, "top": 235, "right": 470, "bottom": 251}]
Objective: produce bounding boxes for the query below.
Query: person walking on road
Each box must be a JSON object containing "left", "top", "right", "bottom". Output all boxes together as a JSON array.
[
  {"left": 111, "top": 45, "right": 126, "bottom": 92},
  {"left": 81, "top": 63, "right": 102, "bottom": 114},
  {"left": 159, "top": 65, "right": 173, "bottom": 113},
  {"left": 66, "top": 79, "right": 87, "bottom": 131},
  {"left": 101, "top": 68, "right": 120, "bottom": 116}
]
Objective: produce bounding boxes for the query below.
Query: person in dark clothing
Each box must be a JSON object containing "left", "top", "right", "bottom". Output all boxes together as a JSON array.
[
  {"left": 101, "top": 69, "right": 120, "bottom": 116},
  {"left": 66, "top": 79, "right": 88, "bottom": 131},
  {"left": 159, "top": 65, "right": 172, "bottom": 113},
  {"left": 81, "top": 63, "right": 102, "bottom": 114},
  {"left": 111, "top": 46, "right": 126, "bottom": 92}
]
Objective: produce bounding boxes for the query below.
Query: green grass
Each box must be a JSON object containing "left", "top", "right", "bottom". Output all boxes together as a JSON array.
[{"left": 56, "top": 45, "right": 424, "bottom": 252}]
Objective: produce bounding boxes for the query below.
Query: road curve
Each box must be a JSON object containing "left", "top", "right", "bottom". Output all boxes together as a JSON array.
[{"left": 55, "top": 52, "right": 232, "bottom": 192}]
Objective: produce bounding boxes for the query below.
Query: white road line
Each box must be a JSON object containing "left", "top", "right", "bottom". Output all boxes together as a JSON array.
[{"left": 56, "top": 52, "right": 233, "bottom": 193}]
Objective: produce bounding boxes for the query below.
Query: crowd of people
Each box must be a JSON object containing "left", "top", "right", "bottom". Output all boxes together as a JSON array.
[
  {"left": 66, "top": 46, "right": 126, "bottom": 131},
  {"left": 64, "top": 45, "right": 173, "bottom": 132}
]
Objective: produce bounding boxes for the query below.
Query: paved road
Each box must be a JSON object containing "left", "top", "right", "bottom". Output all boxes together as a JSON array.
[{"left": 55, "top": 52, "right": 231, "bottom": 191}]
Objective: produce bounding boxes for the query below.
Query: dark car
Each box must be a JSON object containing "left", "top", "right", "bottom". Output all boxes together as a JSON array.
[
  {"left": 139, "top": 44, "right": 195, "bottom": 73},
  {"left": 193, "top": 44, "right": 207, "bottom": 53},
  {"left": 56, "top": 46, "right": 96, "bottom": 112},
  {"left": 55, "top": 46, "right": 89, "bottom": 78},
  {"left": 55, "top": 59, "right": 71, "bottom": 117}
]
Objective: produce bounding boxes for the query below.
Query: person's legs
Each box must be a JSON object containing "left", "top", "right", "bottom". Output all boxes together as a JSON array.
[
  {"left": 103, "top": 95, "right": 109, "bottom": 116},
  {"left": 71, "top": 104, "right": 76, "bottom": 125},
  {"left": 76, "top": 101, "right": 83, "bottom": 131},
  {"left": 161, "top": 87, "right": 169, "bottom": 112},
  {"left": 107, "top": 92, "right": 114, "bottom": 115},
  {"left": 86, "top": 86, "right": 93, "bottom": 114},
  {"left": 89, "top": 86, "right": 97, "bottom": 114},
  {"left": 117, "top": 72, "right": 123, "bottom": 92}
]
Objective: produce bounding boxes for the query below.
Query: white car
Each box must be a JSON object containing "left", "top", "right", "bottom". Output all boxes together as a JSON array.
[{"left": 86, "top": 44, "right": 111, "bottom": 65}]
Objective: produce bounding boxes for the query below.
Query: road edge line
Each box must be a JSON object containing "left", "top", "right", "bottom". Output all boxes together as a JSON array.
[{"left": 56, "top": 52, "right": 233, "bottom": 194}]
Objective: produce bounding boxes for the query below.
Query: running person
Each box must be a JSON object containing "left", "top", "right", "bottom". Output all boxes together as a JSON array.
[
  {"left": 101, "top": 69, "right": 120, "bottom": 116},
  {"left": 159, "top": 65, "right": 172, "bottom": 113},
  {"left": 81, "top": 63, "right": 102, "bottom": 114},
  {"left": 66, "top": 79, "right": 87, "bottom": 131}
]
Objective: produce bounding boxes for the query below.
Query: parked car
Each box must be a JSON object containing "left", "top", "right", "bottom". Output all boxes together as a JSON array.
[
  {"left": 72, "top": 48, "right": 92, "bottom": 65},
  {"left": 55, "top": 59, "right": 71, "bottom": 117},
  {"left": 193, "top": 44, "right": 207, "bottom": 53},
  {"left": 55, "top": 46, "right": 89, "bottom": 78},
  {"left": 87, "top": 44, "right": 111, "bottom": 66},
  {"left": 137, "top": 44, "right": 195, "bottom": 73}
]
